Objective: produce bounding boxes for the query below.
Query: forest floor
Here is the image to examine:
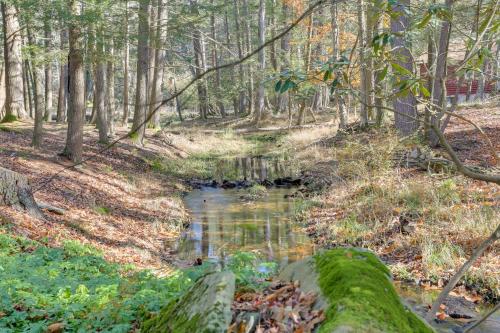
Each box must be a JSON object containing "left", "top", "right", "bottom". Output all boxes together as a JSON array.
[{"left": 0, "top": 104, "right": 498, "bottom": 301}]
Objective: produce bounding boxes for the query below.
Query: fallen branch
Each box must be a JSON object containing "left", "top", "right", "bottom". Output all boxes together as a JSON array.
[
  {"left": 426, "top": 224, "right": 500, "bottom": 322},
  {"left": 464, "top": 302, "right": 500, "bottom": 332},
  {"left": 37, "top": 202, "right": 66, "bottom": 215}
]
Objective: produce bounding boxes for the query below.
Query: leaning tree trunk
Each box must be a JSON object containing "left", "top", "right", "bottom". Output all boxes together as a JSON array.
[{"left": 0, "top": 166, "right": 44, "bottom": 219}]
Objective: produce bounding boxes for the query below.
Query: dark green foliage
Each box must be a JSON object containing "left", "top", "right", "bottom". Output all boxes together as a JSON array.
[
  {"left": 315, "top": 248, "right": 433, "bottom": 333},
  {"left": 0, "top": 234, "right": 193, "bottom": 332}
]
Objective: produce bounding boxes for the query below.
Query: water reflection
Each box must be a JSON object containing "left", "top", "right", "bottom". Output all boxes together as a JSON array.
[
  {"left": 214, "top": 156, "right": 298, "bottom": 182},
  {"left": 178, "top": 187, "right": 314, "bottom": 267}
]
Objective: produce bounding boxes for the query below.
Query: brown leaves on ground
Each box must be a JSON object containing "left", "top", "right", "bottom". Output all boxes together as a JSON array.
[
  {"left": 229, "top": 281, "right": 325, "bottom": 333},
  {"left": 0, "top": 122, "right": 189, "bottom": 271}
]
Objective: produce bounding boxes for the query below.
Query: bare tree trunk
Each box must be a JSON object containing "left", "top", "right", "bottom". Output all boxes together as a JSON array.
[
  {"left": 331, "top": 2, "right": 346, "bottom": 128},
  {"left": 357, "top": 0, "right": 369, "bottom": 127},
  {"left": 27, "top": 28, "right": 45, "bottom": 148},
  {"left": 131, "top": 0, "right": 150, "bottom": 145},
  {"left": 44, "top": 21, "right": 53, "bottom": 122},
  {"left": 122, "top": 0, "right": 130, "bottom": 126},
  {"left": 62, "top": 0, "right": 86, "bottom": 163},
  {"left": 149, "top": 0, "right": 167, "bottom": 128},
  {"left": 211, "top": 0, "right": 225, "bottom": 117},
  {"left": 2, "top": 3, "right": 27, "bottom": 121},
  {"left": 277, "top": 1, "right": 291, "bottom": 113},
  {"left": 24, "top": 59, "right": 34, "bottom": 118},
  {"left": 242, "top": 0, "right": 254, "bottom": 115},
  {"left": 57, "top": 28, "right": 68, "bottom": 123},
  {"left": 254, "top": 0, "right": 266, "bottom": 124},
  {"left": 429, "top": 0, "right": 454, "bottom": 146},
  {"left": 223, "top": 2, "right": 239, "bottom": 115},
  {"left": 106, "top": 38, "right": 115, "bottom": 136},
  {"left": 391, "top": 0, "right": 418, "bottom": 136},
  {"left": 233, "top": 0, "right": 245, "bottom": 115},
  {"left": 191, "top": 0, "right": 208, "bottom": 120}
]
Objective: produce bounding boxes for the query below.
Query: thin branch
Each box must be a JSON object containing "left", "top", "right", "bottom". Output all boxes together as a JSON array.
[{"left": 33, "top": 0, "right": 344, "bottom": 192}]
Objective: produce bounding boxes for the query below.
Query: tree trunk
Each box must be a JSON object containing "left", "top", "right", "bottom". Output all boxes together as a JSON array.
[
  {"left": 62, "top": 0, "right": 85, "bottom": 163},
  {"left": 1, "top": 3, "right": 27, "bottom": 120},
  {"left": 254, "top": 0, "right": 266, "bottom": 124},
  {"left": 44, "top": 21, "right": 53, "bottom": 122},
  {"left": 233, "top": 0, "right": 245, "bottom": 115},
  {"left": 122, "top": 0, "right": 130, "bottom": 126},
  {"left": 357, "top": 0, "right": 369, "bottom": 127},
  {"left": 429, "top": 0, "right": 454, "bottom": 146},
  {"left": 106, "top": 38, "right": 115, "bottom": 136},
  {"left": 27, "top": 28, "right": 45, "bottom": 148},
  {"left": 57, "top": 28, "right": 68, "bottom": 123},
  {"left": 0, "top": 166, "right": 44, "bottom": 219},
  {"left": 331, "top": 2, "right": 346, "bottom": 128},
  {"left": 131, "top": 0, "right": 150, "bottom": 145},
  {"left": 95, "top": 60, "right": 108, "bottom": 143},
  {"left": 277, "top": 1, "right": 291, "bottom": 114},
  {"left": 149, "top": 0, "right": 167, "bottom": 128},
  {"left": 242, "top": 0, "right": 254, "bottom": 115},
  {"left": 391, "top": 0, "right": 418, "bottom": 136},
  {"left": 211, "top": 0, "right": 225, "bottom": 117},
  {"left": 191, "top": 0, "right": 208, "bottom": 120}
]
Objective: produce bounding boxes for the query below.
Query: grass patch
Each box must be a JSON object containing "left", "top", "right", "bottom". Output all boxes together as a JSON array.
[
  {"left": 93, "top": 206, "right": 111, "bottom": 215},
  {"left": 0, "top": 114, "right": 18, "bottom": 123}
]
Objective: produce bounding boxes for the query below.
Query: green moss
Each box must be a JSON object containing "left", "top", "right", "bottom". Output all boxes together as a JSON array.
[
  {"left": 0, "top": 114, "right": 18, "bottom": 123},
  {"left": 142, "top": 298, "right": 202, "bottom": 332},
  {"left": 315, "top": 248, "right": 433, "bottom": 333}
]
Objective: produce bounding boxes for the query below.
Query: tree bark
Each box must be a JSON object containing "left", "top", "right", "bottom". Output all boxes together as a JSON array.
[
  {"left": 44, "top": 21, "right": 54, "bottom": 122},
  {"left": 149, "top": 0, "right": 167, "bottom": 128},
  {"left": 0, "top": 166, "right": 44, "bottom": 219},
  {"left": 357, "top": 0, "right": 369, "bottom": 127},
  {"left": 1, "top": 3, "right": 27, "bottom": 120},
  {"left": 233, "top": 0, "right": 245, "bottom": 114},
  {"left": 62, "top": 0, "right": 85, "bottom": 163},
  {"left": 211, "top": 0, "right": 225, "bottom": 117},
  {"left": 254, "top": 0, "right": 266, "bottom": 124},
  {"left": 106, "top": 38, "right": 116, "bottom": 136},
  {"left": 57, "top": 28, "right": 68, "bottom": 123},
  {"left": 390, "top": 0, "right": 418, "bottom": 136},
  {"left": 122, "top": 0, "right": 130, "bottom": 126},
  {"left": 191, "top": 0, "right": 208, "bottom": 120},
  {"left": 131, "top": 0, "right": 150, "bottom": 145},
  {"left": 27, "top": 28, "right": 45, "bottom": 148}
]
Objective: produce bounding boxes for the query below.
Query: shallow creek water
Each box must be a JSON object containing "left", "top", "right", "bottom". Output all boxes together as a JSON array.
[
  {"left": 178, "top": 187, "right": 314, "bottom": 266},
  {"left": 178, "top": 156, "right": 498, "bottom": 332}
]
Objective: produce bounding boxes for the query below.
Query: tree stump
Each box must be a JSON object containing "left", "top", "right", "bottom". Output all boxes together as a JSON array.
[{"left": 0, "top": 166, "right": 44, "bottom": 219}]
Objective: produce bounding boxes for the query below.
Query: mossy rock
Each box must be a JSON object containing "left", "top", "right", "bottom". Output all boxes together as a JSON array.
[
  {"left": 142, "top": 271, "right": 235, "bottom": 333},
  {"left": 279, "top": 249, "right": 434, "bottom": 333}
]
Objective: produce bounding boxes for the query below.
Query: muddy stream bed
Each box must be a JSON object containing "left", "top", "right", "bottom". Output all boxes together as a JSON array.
[{"left": 176, "top": 156, "right": 498, "bottom": 332}]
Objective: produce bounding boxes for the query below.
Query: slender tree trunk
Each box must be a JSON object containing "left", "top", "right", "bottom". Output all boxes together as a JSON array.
[
  {"left": 254, "top": 0, "right": 266, "bottom": 124},
  {"left": 223, "top": 2, "right": 239, "bottom": 115},
  {"left": 233, "top": 0, "right": 245, "bottom": 114},
  {"left": 2, "top": 3, "right": 27, "bottom": 120},
  {"left": 122, "top": 0, "right": 130, "bottom": 126},
  {"left": 242, "top": 0, "right": 254, "bottom": 115},
  {"left": 24, "top": 59, "right": 34, "bottom": 118},
  {"left": 62, "top": 0, "right": 86, "bottom": 163},
  {"left": 149, "top": 0, "right": 167, "bottom": 128},
  {"left": 106, "top": 38, "right": 115, "bottom": 136},
  {"left": 95, "top": 61, "right": 108, "bottom": 143},
  {"left": 27, "top": 29, "right": 45, "bottom": 148},
  {"left": 131, "top": 0, "right": 150, "bottom": 145},
  {"left": 331, "top": 1, "right": 346, "bottom": 128},
  {"left": 357, "top": 0, "right": 369, "bottom": 127},
  {"left": 191, "top": 0, "right": 208, "bottom": 119},
  {"left": 211, "top": 0, "right": 225, "bottom": 117},
  {"left": 44, "top": 21, "right": 53, "bottom": 121},
  {"left": 429, "top": 0, "right": 454, "bottom": 146},
  {"left": 173, "top": 77, "right": 183, "bottom": 121},
  {"left": 57, "top": 28, "right": 68, "bottom": 123},
  {"left": 391, "top": 0, "right": 418, "bottom": 136},
  {"left": 278, "top": 1, "right": 291, "bottom": 113}
]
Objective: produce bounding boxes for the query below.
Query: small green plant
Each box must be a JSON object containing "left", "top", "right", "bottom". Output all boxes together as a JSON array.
[
  {"left": 93, "top": 206, "right": 111, "bottom": 215},
  {"left": 436, "top": 179, "right": 460, "bottom": 204},
  {"left": 240, "top": 184, "right": 268, "bottom": 200},
  {"left": 226, "top": 251, "right": 277, "bottom": 288}
]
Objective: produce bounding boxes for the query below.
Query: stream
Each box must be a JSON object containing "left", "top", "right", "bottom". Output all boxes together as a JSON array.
[{"left": 177, "top": 156, "right": 498, "bottom": 333}]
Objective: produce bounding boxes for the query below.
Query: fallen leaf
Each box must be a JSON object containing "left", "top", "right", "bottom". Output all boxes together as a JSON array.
[{"left": 47, "top": 322, "right": 64, "bottom": 333}]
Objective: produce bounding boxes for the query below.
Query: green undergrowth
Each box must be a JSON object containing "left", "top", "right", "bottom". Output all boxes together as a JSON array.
[
  {"left": 0, "top": 114, "right": 18, "bottom": 123},
  {"left": 315, "top": 248, "right": 433, "bottom": 333},
  {"left": 149, "top": 154, "right": 217, "bottom": 179},
  {"left": 0, "top": 233, "right": 276, "bottom": 332}
]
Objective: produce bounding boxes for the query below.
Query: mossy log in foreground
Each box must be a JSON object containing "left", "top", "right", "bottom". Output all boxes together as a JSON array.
[
  {"left": 316, "top": 248, "right": 433, "bottom": 333},
  {"left": 142, "top": 271, "right": 235, "bottom": 333}
]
